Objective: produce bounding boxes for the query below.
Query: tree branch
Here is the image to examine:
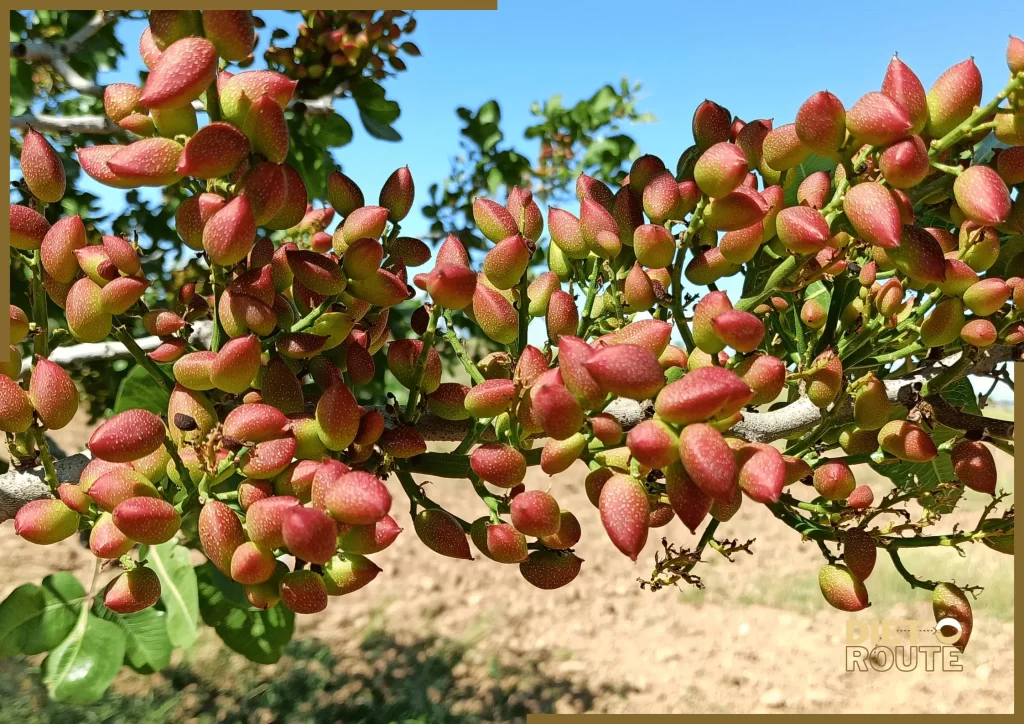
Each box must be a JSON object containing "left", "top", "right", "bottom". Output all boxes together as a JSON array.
[
  {"left": 12, "top": 113, "right": 124, "bottom": 136},
  {"left": 21, "top": 321, "right": 213, "bottom": 374}
]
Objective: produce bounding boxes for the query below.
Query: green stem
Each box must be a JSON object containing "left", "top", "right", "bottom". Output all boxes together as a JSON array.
[
  {"left": 736, "top": 255, "right": 809, "bottom": 312},
  {"left": 886, "top": 549, "right": 937, "bottom": 591},
  {"left": 163, "top": 437, "right": 194, "bottom": 492},
  {"left": 113, "top": 326, "right": 174, "bottom": 392},
  {"left": 442, "top": 316, "right": 485, "bottom": 384},
  {"left": 670, "top": 198, "right": 707, "bottom": 352},
  {"left": 517, "top": 268, "right": 531, "bottom": 355},
  {"left": 930, "top": 160, "right": 963, "bottom": 176},
  {"left": 403, "top": 306, "right": 443, "bottom": 422},
  {"left": 32, "top": 427, "right": 60, "bottom": 492},
  {"left": 872, "top": 342, "right": 926, "bottom": 365},
  {"left": 30, "top": 249, "right": 49, "bottom": 359},
  {"left": 930, "top": 72, "right": 1024, "bottom": 157},
  {"left": 262, "top": 295, "right": 336, "bottom": 350},
  {"left": 210, "top": 265, "right": 224, "bottom": 353},
  {"left": 576, "top": 260, "right": 601, "bottom": 337}
]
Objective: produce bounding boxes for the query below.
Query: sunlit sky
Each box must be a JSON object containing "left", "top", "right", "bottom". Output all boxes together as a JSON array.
[{"left": 12, "top": 2, "right": 1019, "bottom": 400}]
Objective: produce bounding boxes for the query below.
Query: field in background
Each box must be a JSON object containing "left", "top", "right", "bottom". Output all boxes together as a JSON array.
[{"left": 0, "top": 405, "right": 1014, "bottom": 720}]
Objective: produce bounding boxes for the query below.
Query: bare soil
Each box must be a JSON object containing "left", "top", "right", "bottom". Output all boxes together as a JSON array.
[{"left": 1, "top": 409, "right": 1014, "bottom": 718}]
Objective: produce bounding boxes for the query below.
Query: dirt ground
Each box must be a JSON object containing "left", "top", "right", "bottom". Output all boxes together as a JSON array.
[{"left": 1, "top": 408, "right": 1014, "bottom": 718}]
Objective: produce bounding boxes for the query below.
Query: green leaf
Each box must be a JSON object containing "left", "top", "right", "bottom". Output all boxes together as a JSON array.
[
  {"left": 195, "top": 562, "right": 294, "bottom": 664},
  {"left": 317, "top": 112, "right": 354, "bottom": 148},
  {"left": 941, "top": 377, "right": 980, "bottom": 415},
  {"left": 141, "top": 540, "right": 200, "bottom": 649},
  {"left": 114, "top": 364, "right": 172, "bottom": 415},
  {"left": 0, "top": 573, "right": 85, "bottom": 657},
  {"left": 358, "top": 109, "right": 402, "bottom": 142},
  {"left": 93, "top": 602, "right": 173, "bottom": 673},
  {"left": 43, "top": 608, "right": 126, "bottom": 705}
]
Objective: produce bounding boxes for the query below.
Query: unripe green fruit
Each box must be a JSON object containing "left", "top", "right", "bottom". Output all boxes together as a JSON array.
[
  {"left": 920, "top": 297, "right": 965, "bottom": 349},
  {"left": 840, "top": 426, "right": 880, "bottom": 455},
  {"left": 323, "top": 554, "right": 382, "bottom": 595},
  {"left": 814, "top": 460, "right": 856, "bottom": 500},
  {"left": 932, "top": 582, "right": 972, "bottom": 651},
  {"left": 14, "top": 499, "right": 80, "bottom": 545},
  {"left": 818, "top": 564, "right": 869, "bottom": 612},
  {"left": 853, "top": 375, "right": 889, "bottom": 430},
  {"left": 807, "top": 350, "right": 843, "bottom": 409}
]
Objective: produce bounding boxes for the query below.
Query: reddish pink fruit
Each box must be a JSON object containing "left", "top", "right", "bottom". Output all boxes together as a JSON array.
[
  {"left": 507, "top": 186, "right": 544, "bottom": 241},
  {"left": 795, "top": 90, "right": 846, "bottom": 155},
  {"left": 548, "top": 207, "right": 588, "bottom": 259},
  {"left": 664, "top": 463, "right": 712, "bottom": 533},
  {"left": 103, "top": 567, "right": 161, "bottom": 614},
  {"left": 378, "top": 425, "right": 427, "bottom": 458},
  {"left": 40, "top": 215, "right": 86, "bottom": 284},
  {"left": 464, "top": 379, "right": 516, "bottom": 418},
  {"left": 89, "top": 409, "right": 165, "bottom": 463},
  {"left": 531, "top": 381, "right": 585, "bottom": 440},
  {"left": 245, "top": 495, "right": 300, "bottom": 549},
  {"left": 202, "top": 10, "right": 255, "bottom": 61},
  {"left": 112, "top": 497, "right": 180, "bottom": 545},
  {"left": 65, "top": 277, "right": 112, "bottom": 342},
  {"left": 175, "top": 192, "right": 226, "bottom": 251},
  {"left": 557, "top": 336, "right": 603, "bottom": 409},
  {"left": 519, "top": 550, "right": 583, "bottom": 589},
  {"left": 10, "top": 204, "right": 50, "bottom": 251},
  {"left": 926, "top": 59, "right": 983, "bottom": 139},
  {"left": 379, "top": 166, "right": 415, "bottom": 221},
  {"left": 882, "top": 55, "right": 928, "bottom": 135},
  {"left": 414, "top": 508, "right": 472, "bottom": 560},
  {"left": 846, "top": 91, "right": 912, "bottom": 146},
  {"left": 470, "top": 443, "right": 527, "bottom": 488},
  {"left": 951, "top": 440, "right": 996, "bottom": 495},
  {"left": 242, "top": 95, "right": 289, "bottom": 163},
  {"left": 281, "top": 506, "right": 337, "bottom": 564},
  {"left": 844, "top": 182, "right": 902, "bottom": 248},
  {"left": 703, "top": 189, "right": 767, "bottom": 231},
  {"left": 223, "top": 403, "right": 288, "bottom": 443},
  {"left": 176, "top": 122, "right": 250, "bottom": 179},
  {"left": 797, "top": 171, "right": 831, "bottom": 210},
  {"left": 265, "top": 164, "right": 307, "bottom": 230},
  {"left": 84, "top": 468, "right": 158, "bottom": 511},
  {"left": 584, "top": 344, "right": 664, "bottom": 401},
  {"left": 692, "top": 100, "right": 731, "bottom": 150},
  {"left": 626, "top": 420, "right": 679, "bottom": 470},
  {"left": 599, "top": 474, "right": 649, "bottom": 561},
  {"left": 879, "top": 136, "right": 930, "bottom": 188},
  {"left": 105, "top": 138, "right": 184, "bottom": 187},
  {"left": 89, "top": 512, "right": 135, "bottom": 559},
  {"left": 229, "top": 542, "right": 277, "bottom": 585},
  {"left": 29, "top": 357, "right": 78, "bottom": 430},
  {"left": 103, "top": 82, "right": 145, "bottom": 123},
  {"left": 510, "top": 490, "right": 562, "bottom": 538},
  {"left": 55, "top": 483, "right": 90, "bottom": 515},
  {"left": 693, "top": 142, "right": 748, "bottom": 198},
  {"left": 279, "top": 570, "right": 328, "bottom": 614},
  {"left": 540, "top": 434, "right": 587, "bottom": 475},
  {"left": 203, "top": 195, "right": 256, "bottom": 266},
  {"left": 315, "top": 381, "right": 360, "bottom": 451},
  {"left": 209, "top": 334, "right": 260, "bottom": 394},
  {"left": 140, "top": 37, "right": 217, "bottom": 110},
  {"left": 20, "top": 127, "right": 65, "bottom": 202},
  {"left": 712, "top": 309, "right": 764, "bottom": 353},
  {"left": 14, "top": 499, "right": 80, "bottom": 544},
  {"left": 238, "top": 436, "right": 297, "bottom": 480},
  {"left": 633, "top": 224, "right": 675, "bottom": 268},
  {"left": 424, "top": 264, "right": 477, "bottom": 310},
  {"left": 776, "top": 206, "right": 830, "bottom": 254},
  {"left": 736, "top": 444, "right": 785, "bottom": 503},
  {"left": 953, "top": 166, "right": 1011, "bottom": 227},
  {"left": 678, "top": 423, "right": 737, "bottom": 502},
  {"left": 338, "top": 515, "right": 402, "bottom": 555},
  {"left": 813, "top": 460, "right": 856, "bottom": 500},
  {"left": 847, "top": 485, "right": 874, "bottom": 509},
  {"left": 807, "top": 350, "right": 843, "bottom": 409},
  {"left": 655, "top": 366, "right": 753, "bottom": 425},
  {"left": 198, "top": 500, "right": 246, "bottom": 575},
  {"left": 322, "top": 471, "right": 391, "bottom": 525},
  {"left": 545, "top": 289, "right": 578, "bottom": 345}
]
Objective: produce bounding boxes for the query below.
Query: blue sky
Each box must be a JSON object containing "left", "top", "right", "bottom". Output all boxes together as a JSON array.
[{"left": 13, "top": 3, "right": 1020, "bottom": 397}]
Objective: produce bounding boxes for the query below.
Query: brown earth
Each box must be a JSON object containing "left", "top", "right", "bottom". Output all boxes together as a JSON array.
[{"left": 1, "top": 408, "right": 1014, "bottom": 718}]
